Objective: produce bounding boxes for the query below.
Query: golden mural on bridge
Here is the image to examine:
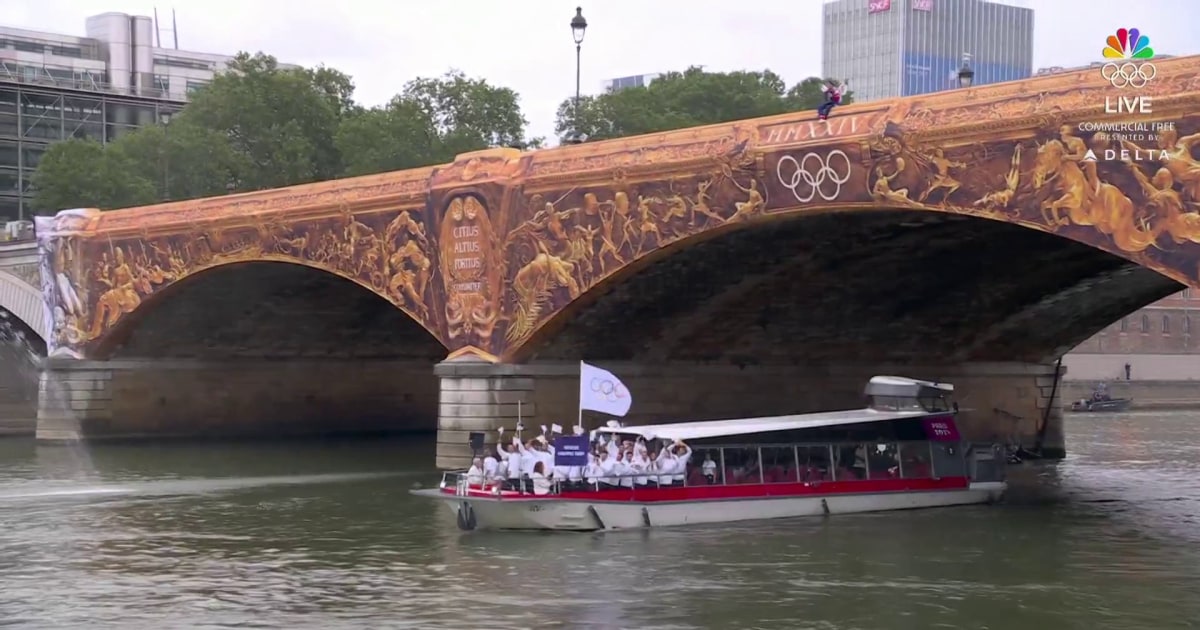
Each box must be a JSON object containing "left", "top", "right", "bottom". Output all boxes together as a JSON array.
[
  {"left": 33, "top": 172, "right": 445, "bottom": 358},
  {"left": 31, "top": 54, "right": 1200, "bottom": 361}
]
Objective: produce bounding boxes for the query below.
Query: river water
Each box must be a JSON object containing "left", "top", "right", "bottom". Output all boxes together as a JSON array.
[{"left": 0, "top": 413, "right": 1198, "bottom": 629}]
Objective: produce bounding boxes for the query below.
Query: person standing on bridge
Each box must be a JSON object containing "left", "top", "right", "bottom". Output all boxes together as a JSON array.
[{"left": 817, "top": 80, "right": 848, "bottom": 121}]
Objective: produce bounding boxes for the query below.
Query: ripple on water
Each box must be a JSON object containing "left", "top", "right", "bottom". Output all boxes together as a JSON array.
[{"left": 0, "top": 422, "right": 1198, "bottom": 628}]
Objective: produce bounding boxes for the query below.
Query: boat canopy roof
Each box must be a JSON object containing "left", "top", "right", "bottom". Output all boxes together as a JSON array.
[
  {"left": 593, "top": 408, "right": 932, "bottom": 443},
  {"left": 864, "top": 375, "right": 954, "bottom": 398}
]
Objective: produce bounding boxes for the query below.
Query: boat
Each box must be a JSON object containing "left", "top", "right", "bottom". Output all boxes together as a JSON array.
[
  {"left": 412, "top": 375, "right": 1008, "bottom": 531},
  {"left": 1069, "top": 383, "right": 1133, "bottom": 412}
]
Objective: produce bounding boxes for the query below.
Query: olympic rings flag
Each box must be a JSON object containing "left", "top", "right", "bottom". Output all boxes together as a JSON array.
[{"left": 579, "top": 361, "right": 632, "bottom": 418}]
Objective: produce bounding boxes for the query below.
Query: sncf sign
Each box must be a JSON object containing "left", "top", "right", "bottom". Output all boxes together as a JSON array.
[{"left": 868, "top": 0, "right": 892, "bottom": 13}]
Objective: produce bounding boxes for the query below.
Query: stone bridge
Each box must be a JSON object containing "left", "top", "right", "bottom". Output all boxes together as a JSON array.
[{"left": 23, "top": 55, "right": 1200, "bottom": 466}]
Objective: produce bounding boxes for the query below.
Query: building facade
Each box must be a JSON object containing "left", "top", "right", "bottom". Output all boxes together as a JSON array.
[
  {"left": 0, "top": 12, "right": 295, "bottom": 222},
  {"left": 822, "top": 0, "right": 1033, "bottom": 102},
  {"left": 1064, "top": 290, "right": 1200, "bottom": 381},
  {"left": 602, "top": 73, "right": 662, "bottom": 92}
]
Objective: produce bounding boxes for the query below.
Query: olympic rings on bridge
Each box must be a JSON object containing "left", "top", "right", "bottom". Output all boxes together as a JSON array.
[{"left": 776, "top": 150, "right": 852, "bottom": 203}]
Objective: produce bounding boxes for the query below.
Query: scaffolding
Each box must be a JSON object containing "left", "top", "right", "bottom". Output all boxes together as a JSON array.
[{"left": 0, "top": 79, "right": 186, "bottom": 221}]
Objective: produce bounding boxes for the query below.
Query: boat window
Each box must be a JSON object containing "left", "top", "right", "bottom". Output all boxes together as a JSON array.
[
  {"left": 796, "top": 445, "right": 833, "bottom": 482},
  {"left": 870, "top": 395, "right": 924, "bottom": 411},
  {"left": 760, "top": 446, "right": 798, "bottom": 483},
  {"left": 917, "top": 395, "right": 950, "bottom": 413},
  {"left": 831, "top": 443, "right": 869, "bottom": 481},
  {"left": 929, "top": 443, "right": 967, "bottom": 478},
  {"left": 869, "top": 443, "right": 900, "bottom": 479},
  {"left": 898, "top": 442, "right": 933, "bottom": 479},
  {"left": 720, "top": 447, "right": 762, "bottom": 485},
  {"left": 693, "top": 448, "right": 724, "bottom": 485}
]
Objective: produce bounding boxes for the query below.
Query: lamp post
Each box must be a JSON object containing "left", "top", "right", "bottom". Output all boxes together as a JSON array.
[
  {"left": 568, "top": 7, "right": 588, "bottom": 144},
  {"left": 957, "top": 53, "right": 975, "bottom": 89}
]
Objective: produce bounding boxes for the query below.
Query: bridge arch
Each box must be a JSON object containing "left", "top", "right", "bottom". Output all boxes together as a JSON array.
[
  {"left": 0, "top": 269, "right": 47, "bottom": 344},
  {"left": 91, "top": 259, "right": 447, "bottom": 361},
  {"left": 512, "top": 207, "right": 1184, "bottom": 365}
]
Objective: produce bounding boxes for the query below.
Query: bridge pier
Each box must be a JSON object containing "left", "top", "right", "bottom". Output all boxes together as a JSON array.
[
  {"left": 0, "top": 343, "right": 39, "bottom": 435},
  {"left": 35, "top": 358, "right": 439, "bottom": 442},
  {"left": 433, "top": 359, "right": 1065, "bottom": 469}
]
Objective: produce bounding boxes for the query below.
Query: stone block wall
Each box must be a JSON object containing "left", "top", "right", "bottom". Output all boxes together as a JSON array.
[
  {"left": 37, "top": 358, "right": 438, "bottom": 440},
  {"left": 433, "top": 360, "right": 1066, "bottom": 469},
  {"left": 0, "top": 343, "right": 38, "bottom": 435}
]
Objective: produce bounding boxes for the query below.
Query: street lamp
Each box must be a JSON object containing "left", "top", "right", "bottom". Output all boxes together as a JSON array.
[
  {"left": 568, "top": 6, "right": 588, "bottom": 144},
  {"left": 957, "top": 53, "right": 975, "bottom": 89}
]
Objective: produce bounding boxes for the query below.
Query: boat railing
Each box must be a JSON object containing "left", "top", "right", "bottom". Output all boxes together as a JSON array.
[{"left": 436, "top": 438, "right": 1004, "bottom": 497}]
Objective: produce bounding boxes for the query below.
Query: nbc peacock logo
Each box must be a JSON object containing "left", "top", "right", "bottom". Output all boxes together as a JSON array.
[{"left": 1102, "top": 27, "right": 1155, "bottom": 60}]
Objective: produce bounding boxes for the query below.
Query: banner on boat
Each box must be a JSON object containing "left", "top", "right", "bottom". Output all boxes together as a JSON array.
[
  {"left": 579, "top": 361, "right": 632, "bottom": 417},
  {"left": 553, "top": 435, "right": 589, "bottom": 466},
  {"left": 921, "top": 416, "right": 962, "bottom": 441}
]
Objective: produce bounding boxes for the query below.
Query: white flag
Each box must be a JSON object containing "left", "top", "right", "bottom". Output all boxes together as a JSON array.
[{"left": 579, "top": 361, "right": 632, "bottom": 417}]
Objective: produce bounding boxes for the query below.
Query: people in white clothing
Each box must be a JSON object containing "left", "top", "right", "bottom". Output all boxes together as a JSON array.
[
  {"left": 614, "top": 450, "right": 636, "bottom": 488},
  {"left": 483, "top": 453, "right": 500, "bottom": 481},
  {"left": 701, "top": 452, "right": 718, "bottom": 484},
  {"left": 597, "top": 451, "right": 619, "bottom": 488},
  {"left": 466, "top": 457, "right": 486, "bottom": 486},
  {"left": 530, "top": 461, "right": 552, "bottom": 496},
  {"left": 496, "top": 440, "right": 523, "bottom": 490},
  {"left": 583, "top": 454, "right": 605, "bottom": 488},
  {"left": 631, "top": 449, "right": 652, "bottom": 487},
  {"left": 655, "top": 446, "right": 678, "bottom": 486},
  {"left": 670, "top": 440, "right": 693, "bottom": 485}
]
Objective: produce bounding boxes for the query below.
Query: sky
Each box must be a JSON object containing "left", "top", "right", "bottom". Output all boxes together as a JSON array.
[{"left": 1, "top": 0, "right": 1197, "bottom": 142}]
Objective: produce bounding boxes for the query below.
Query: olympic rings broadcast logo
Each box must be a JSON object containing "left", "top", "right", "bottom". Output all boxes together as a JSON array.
[
  {"left": 590, "top": 377, "right": 627, "bottom": 403},
  {"left": 776, "top": 149, "right": 852, "bottom": 203},
  {"left": 1101, "top": 62, "right": 1156, "bottom": 89}
]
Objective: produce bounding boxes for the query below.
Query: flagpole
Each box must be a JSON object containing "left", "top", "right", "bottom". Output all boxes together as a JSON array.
[{"left": 577, "top": 360, "right": 585, "bottom": 432}]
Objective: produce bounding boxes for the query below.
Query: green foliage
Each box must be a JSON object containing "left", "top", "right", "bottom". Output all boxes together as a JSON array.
[
  {"left": 30, "top": 55, "right": 537, "bottom": 213},
  {"left": 30, "top": 139, "right": 156, "bottom": 213},
  {"left": 29, "top": 55, "right": 850, "bottom": 214},
  {"left": 554, "top": 67, "right": 855, "bottom": 142}
]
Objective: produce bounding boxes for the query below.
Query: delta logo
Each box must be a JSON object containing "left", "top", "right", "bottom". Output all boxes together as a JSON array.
[{"left": 1102, "top": 28, "right": 1154, "bottom": 60}]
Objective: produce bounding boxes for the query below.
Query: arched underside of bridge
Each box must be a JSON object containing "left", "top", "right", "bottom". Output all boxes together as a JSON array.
[
  {"left": 42, "top": 262, "right": 446, "bottom": 441},
  {"left": 467, "top": 210, "right": 1180, "bottom": 462},
  {"left": 526, "top": 210, "right": 1180, "bottom": 365}
]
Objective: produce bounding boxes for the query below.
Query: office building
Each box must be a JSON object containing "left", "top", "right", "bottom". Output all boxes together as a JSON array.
[
  {"left": 0, "top": 12, "right": 296, "bottom": 221},
  {"left": 603, "top": 73, "right": 662, "bottom": 92},
  {"left": 822, "top": 0, "right": 1034, "bottom": 102}
]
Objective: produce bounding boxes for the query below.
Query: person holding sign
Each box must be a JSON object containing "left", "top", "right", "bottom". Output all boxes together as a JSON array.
[{"left": 496, "top": 428, "right": 523, "bottom": 490}]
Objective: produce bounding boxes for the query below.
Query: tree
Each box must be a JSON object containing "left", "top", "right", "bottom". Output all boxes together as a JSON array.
[
  {"left": 177, "top": 52, "right": 350, "bottom": 190},
  {"left": 336, "top": 96, "right": 439, "bottom": 177},
  {"left": 30, "top": 139, "right": 157, "bottom": 213},
  {"left": 337, "top": 70, "right": 540, "bottom": 177},
  {"left": 554, "top": 66, "right": 855, "bottom": 142},
  {"left": 108, "top": 123, "right": 246, "bottom": 202},
  {"left": 28, "top": 55, "right": 542, "bottom": 212}
]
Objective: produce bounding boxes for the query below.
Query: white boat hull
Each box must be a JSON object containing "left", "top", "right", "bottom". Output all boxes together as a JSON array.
[{"left": 415, "top": 482, "right": 1006, "bottom": 532}]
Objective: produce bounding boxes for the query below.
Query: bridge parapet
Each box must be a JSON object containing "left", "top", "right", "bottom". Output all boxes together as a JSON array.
[{"left": 29, "top": 55, "right": 1200, "bottom": 364}]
